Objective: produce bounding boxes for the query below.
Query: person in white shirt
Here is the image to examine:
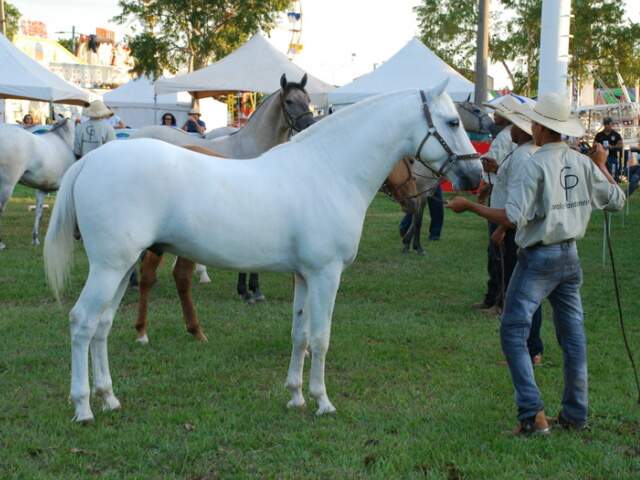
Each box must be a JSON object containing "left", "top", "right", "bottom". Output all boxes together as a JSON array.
[
  {"left": 107, "top": 113, "right": 126, "bottom": 129},
  {"left": 447, "top": 93, "right": 625, "bottom": 435},
  {"left": 74, "top": 100, "right": 116, "bottom": 159}
]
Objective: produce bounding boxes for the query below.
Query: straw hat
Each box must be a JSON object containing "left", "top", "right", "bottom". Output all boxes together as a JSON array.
[
  {"left": 188, "top": 108, "right": 201, "bottom": 116},
  {"left": 84, "top": 100, "right": 114, "bottom": 119},
  {"left": 515, "top": 92, "right": 585, "bottom": 138},
  {"left": 491, "top": 95, "right": 534, "bottom": 136}
]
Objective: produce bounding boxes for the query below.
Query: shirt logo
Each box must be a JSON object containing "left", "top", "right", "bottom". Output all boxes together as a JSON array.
[{"left": 560, "top": 166, "right": 579, "bottom": 201}]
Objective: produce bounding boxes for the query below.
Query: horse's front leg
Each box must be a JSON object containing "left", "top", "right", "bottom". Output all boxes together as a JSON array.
[
  {"left": 412, "top": 201, "right": 427, "bottom": 255},
  {"left": 285, "top": 273, "right": 309, "bottom": 409},
  {"left": 306, "top": 264, "right": 342, "bottom": 416},
  {"left": 249, "top": 273, "right": 265, "bottom": 302},
  {"left": 135, "top": 250, "right": 163, "bottom": 344},
  {"left": 32, "top": 190, "right": 46, "bottom": 245},
  {"left": 173, "top": 257, "right": 207, "bottom": 341}
]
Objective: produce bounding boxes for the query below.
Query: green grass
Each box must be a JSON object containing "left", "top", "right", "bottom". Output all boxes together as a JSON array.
[{"left": 1, "top": 187, "right": 639, "bottom": 479}]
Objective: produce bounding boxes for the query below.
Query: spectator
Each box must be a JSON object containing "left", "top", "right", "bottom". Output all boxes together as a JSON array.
[
  {"left": 594, "top": 117, "right": 623, "bottom": 179},
  {"left": 21, "top": 113, "right": 35, "bottom": 128},
  {"left": 182, "top": 108, "right": 206, "bottom": 135},
  {"left": 107, "top": 112, "right": 126, "bottom": 129},
  {"left": 161, "top": 112, "right": 177, "bottom": 127},
  {"left": 73, "top": 100, "right": 116, "bottom": 159}
]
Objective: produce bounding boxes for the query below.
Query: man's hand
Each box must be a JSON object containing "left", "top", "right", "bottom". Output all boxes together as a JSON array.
[
  {"left": 588, "top": 143, "right": 607, "bottom": 168},
  {"left": 491, "top": 226, "right": 506, "bottom": 246},
  {"left": 482, "top": 157, "right": 499, "bottom": 173},
  {"left": 446, "top": 196, "right": 469, "bottom": 213}
]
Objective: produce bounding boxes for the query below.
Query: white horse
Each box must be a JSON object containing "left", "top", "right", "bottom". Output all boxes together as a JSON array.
[
  {"left": 0, "top": 119, "right": 75, "bottom": 250},
  {"left": 131, "top": 74, "right": 314, "bottom": 291},
  {"left": 44, "top": 82, "right": 482, "bottom": 422}
]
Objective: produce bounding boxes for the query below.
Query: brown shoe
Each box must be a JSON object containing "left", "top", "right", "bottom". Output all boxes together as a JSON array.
[
  {"left": 472, "top": 302, "right": 492, "bottom": 310},
  {"left": 548, "top": 413, "right": 588, "bottom": 432},
  {"left": 513, "top": 410, "right": 551, "bottom": 436},
  {"left": 481, "top": 305, "right": 502, "bottom": 316}
]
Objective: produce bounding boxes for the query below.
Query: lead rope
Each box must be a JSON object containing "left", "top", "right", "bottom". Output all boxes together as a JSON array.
[{"left": 604, "top": 212, "right": 640, "bottom": 404}]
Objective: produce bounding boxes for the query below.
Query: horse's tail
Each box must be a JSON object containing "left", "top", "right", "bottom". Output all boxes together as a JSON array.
[{"left": 44, "top": 159, "right": 85, "bottom": 302}]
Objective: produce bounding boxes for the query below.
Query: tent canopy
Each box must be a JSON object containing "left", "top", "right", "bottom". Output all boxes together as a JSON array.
[
  {"left": 104, "top": 75, "right": 192, "bottom": 109},
  {"left": 0, "top": 34, "right": 89, "bottom": 106},
  {"left": 154, "top": 34, "right": 333, "bottom": 104},
  {"left": 328, "top": 38, "right": 475, "bottom": 106}
]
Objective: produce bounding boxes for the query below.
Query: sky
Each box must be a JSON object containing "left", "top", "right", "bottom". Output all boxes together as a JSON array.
[{"left": 10, "top": 0, "right": 640, "bottom": 90}]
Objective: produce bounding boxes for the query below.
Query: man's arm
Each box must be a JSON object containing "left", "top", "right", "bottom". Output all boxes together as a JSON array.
[{"left": 446, "top": 196, "right": 515, "bottom": 228}]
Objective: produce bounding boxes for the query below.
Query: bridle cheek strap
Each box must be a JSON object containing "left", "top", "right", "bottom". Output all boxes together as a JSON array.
[{"left": 414, "top": 90, "right": 480, "bottom": 178}]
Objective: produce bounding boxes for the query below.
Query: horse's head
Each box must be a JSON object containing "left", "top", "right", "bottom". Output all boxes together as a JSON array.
[
  {"left": 456, "top": 99, "right": 495, "bottom": 135},
  {"left": 383, "top": 157, "right": 419, "bottom": 214},
  {"left": 413, "top": 80, "right": 482, "bottom": 191},
  {"left": 279, "top": 73, "right": 315, "bottom": 132}
]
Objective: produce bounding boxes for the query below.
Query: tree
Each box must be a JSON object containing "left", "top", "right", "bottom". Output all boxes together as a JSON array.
[
  {"left": 415, "top": 0, "right": 640, "bottom": 96},
  {"left": 4, "top": 1, "right": 21, "bottom": 40},
  {"left": 57, "top": 37, "right": 75, "bottom": 54},
  {"left": 114, "top": 0, "right": 292, "bottom": 78}
]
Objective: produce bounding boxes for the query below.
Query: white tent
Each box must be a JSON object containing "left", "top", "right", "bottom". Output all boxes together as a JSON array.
[
  {"left": 104, "top": 76, "right": 192, "bottom": 128},
  {"left": 154, "top": 34, "right": 333, "bottom": 105},
  {"left": 0, "top": 33, "right": 89, "bottom": 106},
  {"left": 104, "top": 76, "right": 228, "bottom": 129},
  {"left": 328, "top": 38, "right": 475, "bottom": 106}
]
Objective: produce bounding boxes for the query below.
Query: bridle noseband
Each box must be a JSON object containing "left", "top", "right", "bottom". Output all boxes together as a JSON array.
[
  {"left": 414, "top": 90, "right": 480, "bottom": 178},
  {"left": 280, "top": 89, "right": 314, "bottom": 133}
]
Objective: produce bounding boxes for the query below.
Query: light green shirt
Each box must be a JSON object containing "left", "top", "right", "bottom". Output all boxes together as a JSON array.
[
  {"left": 505, "top": 142, "right": 625, "bottom": 248},
  {"left": 490, "top": 141, "right": 538, "bottom": 209},
  {"left": 74, "top": 119, "right": 116, "bottom": 157},
  {"left": 482, "top": 125, "right": 514, "bottom": 186}
]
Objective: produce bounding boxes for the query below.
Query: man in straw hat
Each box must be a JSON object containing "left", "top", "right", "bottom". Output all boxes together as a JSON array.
[
  {"left": 447, "top": 92, "right": 625, "bottom": 435},
  {"left": 74, "top": 100, "right": 116, "bottom": 159},
  {"left": 182, "top": 108, "right": 206, "bottom": 135}
]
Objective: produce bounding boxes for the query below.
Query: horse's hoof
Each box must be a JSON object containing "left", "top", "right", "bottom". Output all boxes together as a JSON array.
[
  {"left": 414, "top": 249, "right": 426, "bottom": 256},
  {"left": 136, "top": 334, "right": 149, "bottom": 345},
  {"left": 198, "top": 275, "right": 211, "bottom": 284},
  {"left": 194, "top": 330, "right": 208, "bottom": 342},
  {"left": 315, "top": 402, "right": 337, "bottom": 416},
  {"left": 100, "top": 393, "right": 121, "bottom": 412},
  {"left": 251, "top": 291, "right": 266, "bottom": 302},
  {"left": 72, "top": 410, "right": 95, "bottom": 424},
  {"left": 287, "top": 398, "right": 306, "bottom": 409},
  {"left": 402, "top": 246, "right": 410, "bottom": 255},
  {"left": 32, "top": 238, "right": 40, "bottom": 246}
]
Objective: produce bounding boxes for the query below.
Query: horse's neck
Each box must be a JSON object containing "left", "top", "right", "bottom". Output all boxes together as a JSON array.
[
  {"left": 301, "top": 92, "right": 421, "bottom": 207},
  {"left": 225, "top": 94, "right": 287, "bottom": 155}
]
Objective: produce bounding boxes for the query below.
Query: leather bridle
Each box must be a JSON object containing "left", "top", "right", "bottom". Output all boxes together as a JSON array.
[
  {"left": 280, "top": 89, "right": 314, "bottom": 133},
  {"left": 413, "top": 90, "right": 480, "bottom": 178},
  {"left": 381, "top": 157, "right": 416, "bottom": 204}
]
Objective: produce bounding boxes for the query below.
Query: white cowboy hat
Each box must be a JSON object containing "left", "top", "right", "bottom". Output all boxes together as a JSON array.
[
  {"left": 492, "top": 95, "right": 534, "bottom": 136},
  {"left": 483, "top": 93, "right": 535, "bottom": 110},
  {"left": 515, "top": 92, "right": 585, "bottom": 138},
  {"left": 84, "top": 100, "right": 114, "bottom": 119}
]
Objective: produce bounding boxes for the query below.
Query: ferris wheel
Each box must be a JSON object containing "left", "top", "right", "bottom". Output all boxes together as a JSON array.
[{"left": 286, "top": 1, "right": 303, "bottom": 60}]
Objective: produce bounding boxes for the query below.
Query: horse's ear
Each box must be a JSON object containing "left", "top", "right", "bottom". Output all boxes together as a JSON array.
[
  {"left": 300, "top": 73, "right": 308, "bottom": 89},
  {"left": 280, "top": 74, "right": 287, "bottom": 90},
  {"left": 428, "top": 78, "right": 449, "bottom": 100}
]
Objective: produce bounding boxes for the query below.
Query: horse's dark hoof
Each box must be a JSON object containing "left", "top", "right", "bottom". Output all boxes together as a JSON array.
[{"left": 402, "top": 245, "right": 410, "bottom": 254}]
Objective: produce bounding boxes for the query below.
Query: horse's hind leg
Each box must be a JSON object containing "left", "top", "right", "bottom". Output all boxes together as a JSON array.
[
  {"left": 0, "top": 182, "right": 18, "bottom": 251},
  {"left": 91, "top": 268, "right": 132, "bottom": 413},
  {"left": 135, "top": 250, "right": 163, "bottom": 344},
  {"left": 249, "top": 273, "right": 266, "bottom": 302},
  {"left": 285, "top": 273, "right": 309, "bottom": 409},
  {"left": 237, "top": 273, "right": 252, "bottom": 303},
  {"left": 173, "top": 257, "right": 207, "bottom": 341},
  {"left": 31, "top": 190, "right": 46, "bottom": 246},
  {"left": 194, "top": 263, "right": 211, "bottom": 284},
  {"left": 70, "top": 267, "right": 129, "bottom": 423}
]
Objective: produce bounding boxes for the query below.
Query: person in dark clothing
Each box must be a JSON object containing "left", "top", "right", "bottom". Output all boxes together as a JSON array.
[{"left": 594, "top": 117, "right": 623, "bottom": 179}]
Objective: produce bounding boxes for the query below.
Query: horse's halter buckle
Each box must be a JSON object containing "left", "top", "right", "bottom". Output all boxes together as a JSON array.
[
  {"left": 414, "top": 90, "right": 480, "bottom": 178},
  {"left": 280, "top": 90, "right": 314, "bottom": 133}
]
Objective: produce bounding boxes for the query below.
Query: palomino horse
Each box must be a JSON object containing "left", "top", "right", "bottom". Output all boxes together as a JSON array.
[
  {"left": 44, "top": 82, "right": 482, "bottom": 422},
  {"left": 131, "top": 74, "right": 315, "bottom": 302},
  {"left": 134, "top": 146, "right": 420, "bottom": 344},
  {"left": 400, "top": 101, "right": 494, "bottom": 254},
  {"left": 0, "top": 118, "right": 75, "bottom": 250}
]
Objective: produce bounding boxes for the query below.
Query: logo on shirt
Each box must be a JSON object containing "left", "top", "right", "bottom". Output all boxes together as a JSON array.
[{"left": 560, "top": 166, "right": 579, "bottom": 201}]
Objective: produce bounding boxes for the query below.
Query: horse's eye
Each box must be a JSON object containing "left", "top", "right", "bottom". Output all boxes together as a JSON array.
[
  {"left": 448, "top": 119, "right": 460, "bottom": 128},
  {"left": 285, "top": 99, "right": 293, "bottom": 105}
]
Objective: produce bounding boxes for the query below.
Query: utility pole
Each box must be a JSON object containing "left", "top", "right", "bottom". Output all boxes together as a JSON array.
[
  {"left": 0, "top": 0, "right": 6, "bottom": 37},
  {"left": 538, "top": 0, "right": 572, "bottom": 96},
  {"left": 474, "top": 0, "right": 490, "bottom": 105}
]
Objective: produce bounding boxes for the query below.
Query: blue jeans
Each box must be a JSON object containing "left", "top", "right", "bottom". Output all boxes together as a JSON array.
[{"left": 501, "top": 241, "right": 587, "bottom": 424}]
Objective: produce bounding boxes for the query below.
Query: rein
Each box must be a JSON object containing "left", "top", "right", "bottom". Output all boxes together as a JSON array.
[{"left": 414, "top": 90, "right": 480, "bottom": 178}]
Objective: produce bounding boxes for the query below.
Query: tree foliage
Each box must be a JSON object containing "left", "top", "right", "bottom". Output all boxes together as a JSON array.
[
  {"left": 114, "top": 0, "right": 292, "bottom": 78},
  {"left": 5, "top": 1, "right": 21, "bottom": 40},
  {"left": 415, "top": 0, "right": 640, "bottom": 96}
]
